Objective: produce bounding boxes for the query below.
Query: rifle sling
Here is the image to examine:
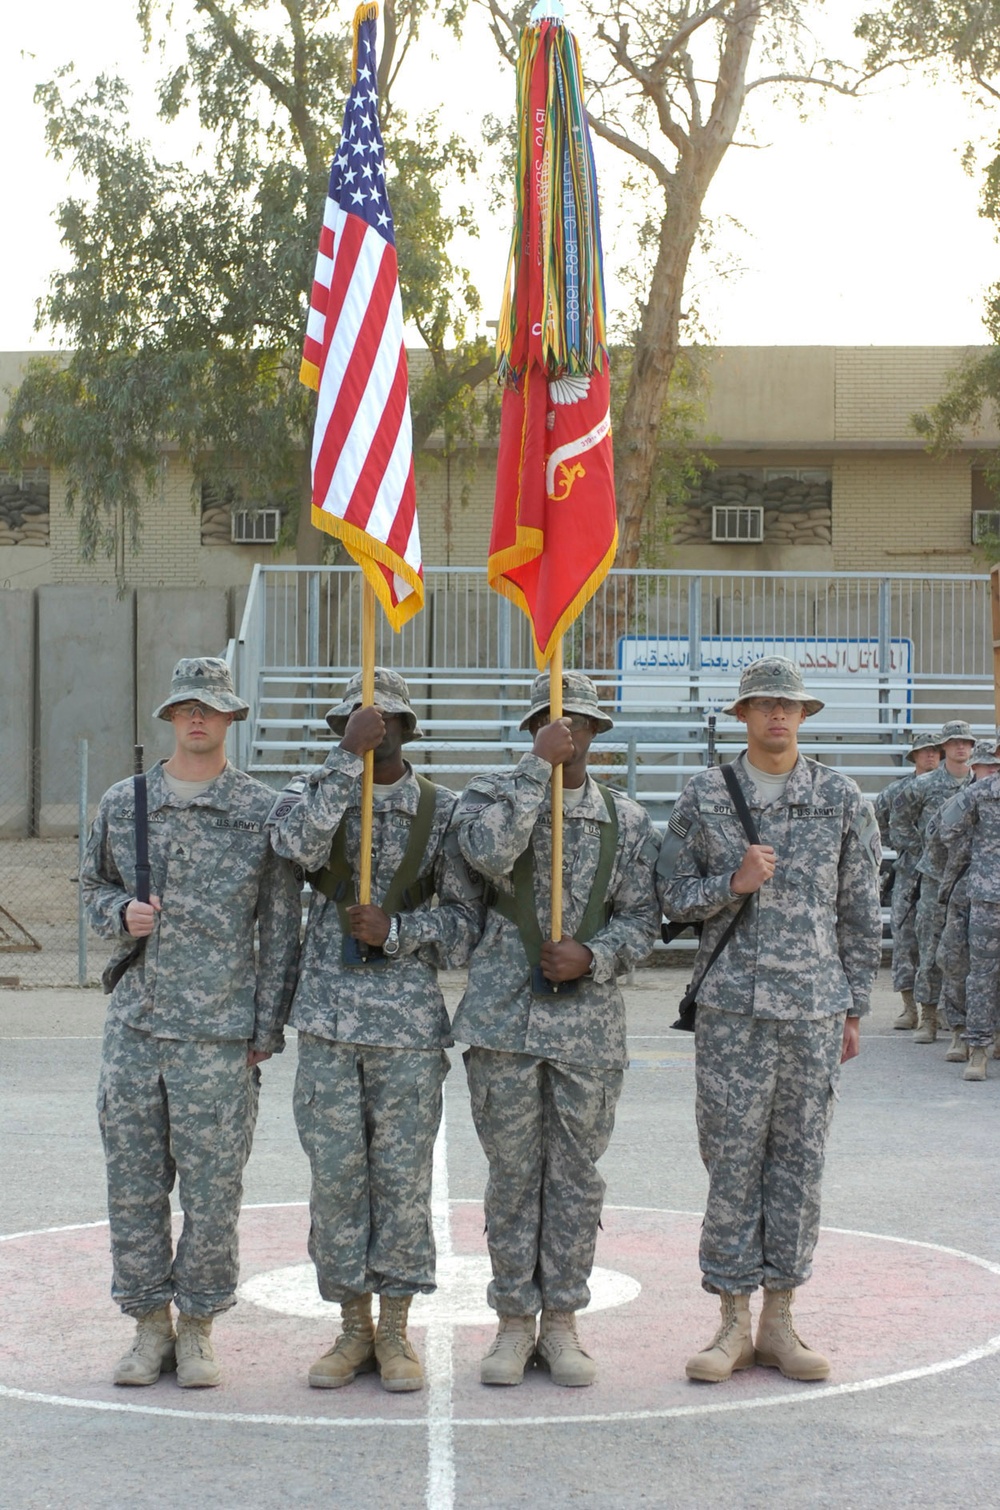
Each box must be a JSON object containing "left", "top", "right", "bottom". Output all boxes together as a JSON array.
[
  {"left": 488, "top": 785, "right": 619, "bottom": 968},
  {"left": 307, "top": 774, "right": 439, "bottom": 931}
]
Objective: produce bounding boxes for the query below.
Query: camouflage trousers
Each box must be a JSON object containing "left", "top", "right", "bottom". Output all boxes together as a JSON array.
[
  {"left": 694, "top": 1008, "right": 844, "bottom": 1295},
  {"left": 294, "top": 1034, "right": 449, "bottom": 1302},
  {"left": 914, "top": 886, "right": 947, "bottom": 1006},
  {"left": 936, "top": 891, "right": 970, "bottom": 1029},
  {"left": 463, "top": 1047, "right": 623, "bottom": 1316},
  {"left": 964, "top": 901, "right": 1000, "bottom": 1047},
  {"left": 97, "top": 1024, "right": 258, "bottom": 1319},
  {"left": 890, "top": 870, "right": 920, "bottom": 991}
]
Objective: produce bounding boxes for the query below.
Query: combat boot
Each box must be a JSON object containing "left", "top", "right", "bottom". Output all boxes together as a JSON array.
[
  {"left": 480, "top": 1315, "right": 537, "bottom": 1386},
  {"left": 945, "top": 1029, "right": 969, "bottom": 1063},
  {"left": 685, "top": 1292, "right": 754, "bottom": 1383},
  {"left": 964, "top": 1047, "right": 989, "bottom": 1082},
  {"left": 893, "top": 990, "right": 918, "bottom": 1030},
  {"left": 912, "top": 1004, "right": 938, "bottom": 1044},
  {"left": 113, "top": 1304, "right": 176, "bottom": 1386},
  {"left": 308, "top": 1293, "right": 376, "bottom": 1388},
  {"left": 175, "top": 1313, "right": 221, "bottom": 1388},
  {"left": 375, "top": 1295, "right": 423, "bottom": 1392},
  {"left": 535, "top": 1310, "right": 597, "bottom": 1387},
  {"left": 754, "top": 1289, "right": 829, "bottom": 1381}
]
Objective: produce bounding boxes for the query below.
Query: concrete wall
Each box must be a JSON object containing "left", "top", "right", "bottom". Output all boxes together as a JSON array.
[
  {"left": 0, "top": 592, "right": 35, "bottom": 836},
  {"left": 136, "top": 589, "right": 232, "bottom": 764}
]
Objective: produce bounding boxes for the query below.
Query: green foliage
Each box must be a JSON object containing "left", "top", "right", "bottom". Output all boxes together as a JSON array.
[{"left": 1, "top": 0, "right": 494, "bottom": 577}]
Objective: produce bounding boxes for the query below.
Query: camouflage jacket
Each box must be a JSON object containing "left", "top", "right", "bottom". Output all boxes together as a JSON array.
[
  {"left": 82, "top": 761, "right": 301, "bottom": 1053},
  {"left": 889, "top": 763, "right": 970, "bottom": 879},
  {"left": 656, "top": 753, "right": 882, "bottom": 1019},
  {"left": 873, "top": 771, "right": 912, "bottom": 848},
  {"left": 936, "top": 771, "right": 1000, "bottom": 902},
  {"left": 450, "top": 754, "right": 661, "bottom": 1071},
  {"left": 267, "top": 747, "right": 483, "bottom": 1049}
]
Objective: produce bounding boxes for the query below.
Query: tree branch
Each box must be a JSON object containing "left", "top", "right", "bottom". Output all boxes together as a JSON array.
[
  {"left": 587, "top": 111, "right": 675, "bottom": 192},
  {"left": 650, "top": 0, "right": 731, "bottom": 83}
]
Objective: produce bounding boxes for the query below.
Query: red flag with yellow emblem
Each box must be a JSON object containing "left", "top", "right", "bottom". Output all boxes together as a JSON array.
[{"left": 488, "top": 15, "right": 617, "bottom": 669}]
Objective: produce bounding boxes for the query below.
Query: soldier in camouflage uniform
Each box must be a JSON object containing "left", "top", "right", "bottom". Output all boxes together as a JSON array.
[
  {"left": 872, "top": 732, "right": 942, "bottom": 1030},
  {"left": 82, "top": 658, "right": 301, "bottom": 1389},
  {"left": 936, "top": 733, "right": 1000, "bottom": 1081},
  {"left": 657, "top": 657, "right": 881, "bottom": 1385},
  {"left": 930, "top": 742, "right": 1000, "bottom": 1063},
  {"left": 452, "top": 672, "right": 660, "bottom": 1389},
  {"left": 267, "top": 668, "right": 483, "bottom": 1393},
  {"left": 890, "top": 720, "right": 975, "bottom": 1043}
]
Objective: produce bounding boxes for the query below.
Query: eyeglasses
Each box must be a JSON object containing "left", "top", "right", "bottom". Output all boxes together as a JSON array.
[
  {"left": 170, "top": 701, "right": 214, "bottom": 721},
  {"left": 745, "top": 697, "right": 801, "bottom": 714}
]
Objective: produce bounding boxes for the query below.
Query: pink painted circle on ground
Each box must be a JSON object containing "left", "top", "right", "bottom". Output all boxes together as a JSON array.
[{"left": 2, "top": 1201, "right": 999, "bottom": 1426}]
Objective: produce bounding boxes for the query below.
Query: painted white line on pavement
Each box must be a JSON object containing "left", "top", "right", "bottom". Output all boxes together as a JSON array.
[{"left": 426, "top": 1104, "right": 455, "bottom": 1510}]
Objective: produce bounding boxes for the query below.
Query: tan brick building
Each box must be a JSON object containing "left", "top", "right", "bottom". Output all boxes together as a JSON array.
[{"left": 2, "top": 345, "right": 997, "bottom": 584}]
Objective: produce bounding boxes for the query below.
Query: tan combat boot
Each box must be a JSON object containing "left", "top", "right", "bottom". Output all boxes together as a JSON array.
[
  {"left": 754, "top": 1290, "right": 829, "bottom": 1381},
  {"left": 175, "top": 1314, "right": 222, "bottom": 1388},
  {"left": 308, "top": 1293, "right": 376, "bottom": 1388},
  {"left": 893, "top": 990, "right": 918, "bottom": 1030},
  {"left": 685, "top": 1293, "right": 754, "bottom": 1383},
  {"left": 535, "top": 1310, "right": 597, "bottom": 1387},
  {"left": 945, "top": 1029, "right": 969, "bottom": 1063},
  {"left": 964, "top": 1047, "right": 989, "bottom": 1082},
  {"left": 375, "top": 1295, "right": 423, "bottom": 1393},
  {"left": 912, "top": 1004, "right": 938, "bottom": 1044},
  {"left": 113, "top": 1304, "right": 176, "bottom": 1386},
  {"left": 480, "top": 1315, "right": 537, "bottom": 1386}
]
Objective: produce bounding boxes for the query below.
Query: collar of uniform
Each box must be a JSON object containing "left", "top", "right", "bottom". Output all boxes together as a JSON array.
[
  {"left": 369, "top": 763, "right": 422, "bottom": 815},
  {"left": 566, "top": 773, "right": 615, "bottom": 821},
  {"left": 733, "top": 749, "right": 812, "bottom": 806},
  {"left": 146, "top": 757, "right": 237, "bottom": 810}
]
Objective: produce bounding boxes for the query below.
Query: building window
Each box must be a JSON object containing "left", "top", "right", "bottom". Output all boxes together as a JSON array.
[
  {"left": 972, "top": 510, "right": 1000, "bottom": 545},
  {"left": 231, "top": 508, "right": 281, "bottom": 544},
  {"left": 712, "top": 505, "right": 764, "bottom": 543}
]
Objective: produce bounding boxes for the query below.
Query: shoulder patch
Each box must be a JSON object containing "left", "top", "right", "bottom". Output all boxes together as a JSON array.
[{"left": 668, "top": 810, "right": 690, "bottom": 839}]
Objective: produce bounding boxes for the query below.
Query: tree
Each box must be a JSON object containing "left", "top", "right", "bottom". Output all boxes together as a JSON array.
[
  {"left": 483, "top": 0, "right": 870, "bottom": 567},
  {"left": 1, "top": 0, "right": 495, "bottom": 576},
  {"left": 856, "top": 2, "right": 1000, "bottom": 550}
]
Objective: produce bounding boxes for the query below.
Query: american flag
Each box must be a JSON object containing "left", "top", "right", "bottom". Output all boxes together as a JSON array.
[{"left": 300, "top": 2, "right": 423, "bottom": 630}]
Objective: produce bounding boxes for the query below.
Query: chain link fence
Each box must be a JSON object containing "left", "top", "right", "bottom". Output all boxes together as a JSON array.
[{"left": 0, "top": 738, "right": 131, "bottom": 988}]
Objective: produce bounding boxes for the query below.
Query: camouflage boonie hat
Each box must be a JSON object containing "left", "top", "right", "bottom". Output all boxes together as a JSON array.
[
  {"left": 153, "top": 657, "right": 249, "bottom": 721},
  {"left": 906, "top": 730, "right": 944, "bottom": 763},
  {"left": 970, "top": 739, "right": 1000, "bottom": 767},
  {"left": 721, "top": 656, "right": 824, "bottom": 717},
  {"left": 519, "top": 671, "right": 614, "bottom": 733},
  {"left": 325, "top": 667, "right": 423, "bottom": 741},
  {"left": 938, "top": 720, "right": 975, "bottom": 743}
]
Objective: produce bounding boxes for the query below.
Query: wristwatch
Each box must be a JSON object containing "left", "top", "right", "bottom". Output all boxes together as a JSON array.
[{"left": 383, "top": 914, "right": 401, "bottom": 957}]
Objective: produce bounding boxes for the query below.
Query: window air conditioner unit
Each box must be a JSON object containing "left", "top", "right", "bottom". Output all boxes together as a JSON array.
[
  {"left": 972, "top": 510, "right": 1000, "bottom": 545},
  {"left": 232, "top": 508, "right": 280, "bottom": 544},
  {"left": 712, "top": 505, "right": 764, "bottom": 544}
]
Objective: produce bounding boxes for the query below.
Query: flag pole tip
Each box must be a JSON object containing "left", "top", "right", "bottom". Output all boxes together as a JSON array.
[{"left": 529, "top": 0, "right": 565, "bottom": 18}]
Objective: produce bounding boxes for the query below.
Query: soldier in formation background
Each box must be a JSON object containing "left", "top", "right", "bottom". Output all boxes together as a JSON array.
[
  {"left": 452, "top": 672, "right": 660, "bottom": 1388},
  {"left": 82, "top": 658, "right": 300, "bottom": 1389},
  {"left": 657, "top": 657, "right": 882, "bottom": 1385},
  {"left": 267, "top": 669, "right": 483, "bottom": 1393}
]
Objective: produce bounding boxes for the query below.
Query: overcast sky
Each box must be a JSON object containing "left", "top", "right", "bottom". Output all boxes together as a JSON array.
[{"left": 3, "top": 2, "right": 997, "bottom": 352}]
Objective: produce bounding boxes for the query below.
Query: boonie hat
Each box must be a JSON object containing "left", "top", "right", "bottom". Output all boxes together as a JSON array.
[
  {"left": 970, "top": 739, "right": 1000, "bottom": 767},
  {"left": 906, "top": 730, "right": 944, "bottom": 763},
  {"left": 519, "top": 670, "right": 614, "bottom": 733},
  {"left": 325, "top": 667, "right": 423, "bottom": 741},
  {"left": 153, "top": 657, "right": 249, "bottom": 721},
  {"left": 722, "top": 656, "right": 824, "bottom": 717},
  {"left": 938, "top": 720, "right": 975, "bottom": 743}
]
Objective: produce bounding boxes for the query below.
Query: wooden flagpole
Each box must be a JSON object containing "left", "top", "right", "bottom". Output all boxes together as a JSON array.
[
  {"left": 549, "top": 638, "right": 563, "bottom": 942},
  {"left": 359, "top": 577, "right": 376, "bottom": 907}
]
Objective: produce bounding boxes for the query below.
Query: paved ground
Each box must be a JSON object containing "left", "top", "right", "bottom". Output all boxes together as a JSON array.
[{"left": 2, "top": 968, "right": 999, "bottom": 1509}]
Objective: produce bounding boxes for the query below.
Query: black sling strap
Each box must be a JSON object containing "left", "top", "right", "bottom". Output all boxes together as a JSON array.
[
  {"left": 133, "top": 773, "right": 151, "bottom": 904},
  {"left": 672, "top": 759, "right": 760, "bottom": 1032}
]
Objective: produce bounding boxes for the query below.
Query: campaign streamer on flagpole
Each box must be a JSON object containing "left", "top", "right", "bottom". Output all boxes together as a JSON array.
[
  {"left": 489, "top": 5, "right": 618, "bottom": 672},
  {"left": 300, "top": 2, "right": 424, "bottom": 633}
]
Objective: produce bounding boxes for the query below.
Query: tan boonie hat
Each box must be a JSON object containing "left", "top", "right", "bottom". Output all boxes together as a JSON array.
[
  {"left": 906, "top": 730, "right": 944, "bottom": 763},
  {"left": 519, "top": 670, "right": 614, "bottom": 733},
  {"left": 938, "top": 720, "right": 975, "bottom": 743},
  {"left": 325, "top": 667, "right": 423, "bottom": 741},
  {"left": 722, "top": 656, "right": 824, "bottom": 717},
  {"left": 153, "top": 657, "right": 249, "bottom": 721},
  {"left": 970, "top": 739, "right": 1000, "bottom": 767}
]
